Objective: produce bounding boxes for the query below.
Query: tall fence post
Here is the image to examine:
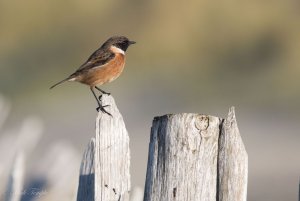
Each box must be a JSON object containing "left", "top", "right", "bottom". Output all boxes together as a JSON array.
[
  {"left": 143, "top": 107, "right": 248, "bottom": 201},
  {"left": 76, "top": 95, "right": 130, "bottom": 201}
]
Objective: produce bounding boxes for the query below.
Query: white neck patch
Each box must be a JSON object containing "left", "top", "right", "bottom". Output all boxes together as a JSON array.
[{"left": 110, "top": 45, "right": 125, "bottom": 55}]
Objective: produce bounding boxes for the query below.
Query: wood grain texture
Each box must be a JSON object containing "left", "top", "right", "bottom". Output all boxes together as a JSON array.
[
  {"left": 76, "top": 95, "right": 130, "bottom": 201},
  {"left": 218, "top": 107, "right": 248, "bottom": 201},
  {"left": 143, "top": 113, "right": 221, "bottom": 201},
  {"left": 143, "top": 108, "right": 248, "bottom": 201},
  {"left": 95, "top": 95, "right": 130, "bottom": 201}
]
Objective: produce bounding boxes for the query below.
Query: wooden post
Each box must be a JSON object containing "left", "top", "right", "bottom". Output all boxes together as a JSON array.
[
  {"left": 143, "top": 113, "right": 221, "bottom": 201},
  {"left": 76, "top": 95, "right": 130, "bottom": 201},
  {"left": 218, "top": 107, "right": 248, "bottom": 201},
  {"left": 143, "top": 108, "right": 248, "bottom": 201}
]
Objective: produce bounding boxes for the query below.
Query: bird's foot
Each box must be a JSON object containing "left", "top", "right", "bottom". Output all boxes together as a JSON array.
[{"left": 96, "top": 105, "right": 112, "bottom": 117}]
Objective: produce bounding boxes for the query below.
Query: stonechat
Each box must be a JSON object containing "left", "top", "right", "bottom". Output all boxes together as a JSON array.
[{"left": 50, "top": 36, "right": 136, "bottom": 116}]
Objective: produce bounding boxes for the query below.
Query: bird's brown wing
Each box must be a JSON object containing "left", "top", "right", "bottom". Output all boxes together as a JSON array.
[{"left": 70, "top": 49, "right": 115, "bottom": 77}]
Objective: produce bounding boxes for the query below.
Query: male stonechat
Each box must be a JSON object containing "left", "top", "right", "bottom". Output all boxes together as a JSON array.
[{"left": 50, "top": 36, "right": 136, "bottom": 116}]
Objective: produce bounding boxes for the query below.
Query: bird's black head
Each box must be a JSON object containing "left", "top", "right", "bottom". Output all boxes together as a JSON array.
[{"left": 102, "top": 36, "right": 136, "bottom": 52}]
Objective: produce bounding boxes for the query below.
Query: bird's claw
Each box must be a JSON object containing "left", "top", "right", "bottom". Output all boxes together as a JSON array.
[{"left": 96, "top": 105, "right": 112, "bottom": 116}]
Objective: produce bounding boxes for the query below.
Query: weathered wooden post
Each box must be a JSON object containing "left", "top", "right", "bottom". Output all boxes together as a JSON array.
[
  {"left": 76, "top": 95, "right": 130, "bottom": 201},
  {"left": 218, "top": 107, "right": 248, "bottom": 201},
  {"left": 143, "top": 107, "right": 248, "bottom": 201}
]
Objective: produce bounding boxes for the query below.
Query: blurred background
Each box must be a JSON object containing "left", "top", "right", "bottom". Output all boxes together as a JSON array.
[{"left": 0, "top": 0, "right": 299, "bottom": 200}]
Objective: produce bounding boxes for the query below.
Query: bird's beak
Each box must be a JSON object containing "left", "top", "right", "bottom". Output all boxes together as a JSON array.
[{"left": 129, "top": 41, "right": 136, "bottom": 45}]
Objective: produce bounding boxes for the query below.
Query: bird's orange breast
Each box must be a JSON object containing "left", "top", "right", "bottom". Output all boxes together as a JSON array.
[{"left": 77, "top": 53, "right": 125, "bottom": 86}]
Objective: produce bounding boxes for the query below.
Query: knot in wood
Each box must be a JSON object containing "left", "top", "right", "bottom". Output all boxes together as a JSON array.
[{"left": 195, "top": 115, "right": 211, "bottom": 138}]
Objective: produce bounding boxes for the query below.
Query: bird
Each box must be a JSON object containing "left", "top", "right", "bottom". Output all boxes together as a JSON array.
[{"left": 50, "top": 36, "right": 136, "bottom": 116}]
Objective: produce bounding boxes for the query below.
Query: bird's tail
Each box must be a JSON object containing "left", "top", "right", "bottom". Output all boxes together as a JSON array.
[{"left": 50, "top": 78, "right": 70, "bottom": 89}]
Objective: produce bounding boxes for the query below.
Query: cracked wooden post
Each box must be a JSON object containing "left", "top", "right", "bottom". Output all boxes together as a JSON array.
[
  {"left": 76, "top": 94, "right": 130, "bottom": 201},
  {"left": 218, "top": 107, "right": 248, "bottom": 201},
  {"left": 143, "top": 107, "right": 248, "bottom": 201}
]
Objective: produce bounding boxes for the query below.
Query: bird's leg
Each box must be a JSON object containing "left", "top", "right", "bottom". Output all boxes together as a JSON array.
[
  {"left": 95, "top": 86, "right": 111, "bottom": 96},
  {"left": 95, "top": 86, "right": 111, "bottom": 108},
  {"left": 90, "top": 87, "right": 112, "bottom": 116}
]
